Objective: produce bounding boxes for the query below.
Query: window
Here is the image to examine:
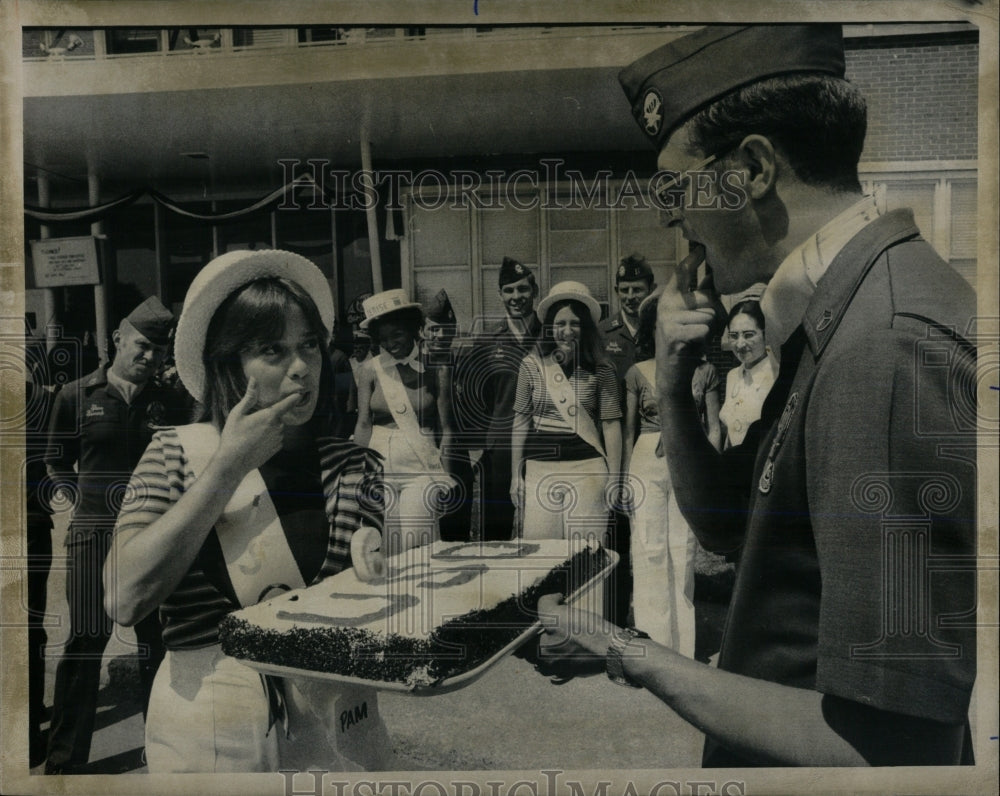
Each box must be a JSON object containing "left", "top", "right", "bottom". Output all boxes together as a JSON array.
[{"left": 106, "top": 28, "right": 162, "bottom": 55}]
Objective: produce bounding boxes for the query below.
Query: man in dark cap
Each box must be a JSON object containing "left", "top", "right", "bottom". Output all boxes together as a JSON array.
[
  {"left": 457, "top": 258, "right": 543, "bottom": 540},
  {"left": 538, "top": 24, "right": 976, "bottom": 766},
  {"left": 44, "top": 296, "right": 183, "bottom": 773},
  {"left": 421, "top": 289, "right": 473, "bottom": 541},
  {"left": 601, "top": 254, "right": 656, "bottom": 387}
]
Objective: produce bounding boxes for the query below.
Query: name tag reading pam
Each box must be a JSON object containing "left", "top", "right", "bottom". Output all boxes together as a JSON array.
[{"left": 340, "top": 701, "right": 369, "bottom": 732}]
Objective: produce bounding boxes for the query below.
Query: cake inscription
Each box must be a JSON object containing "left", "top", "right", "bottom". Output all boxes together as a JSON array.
[{"left": 276, "top": 593, "right": 418, "bottom": 626}]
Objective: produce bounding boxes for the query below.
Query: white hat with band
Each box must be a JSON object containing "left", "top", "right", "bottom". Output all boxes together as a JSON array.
[
  {"left": 536, "top": 280, "right": 601, "bottom": 325},
  {"left": 358, "top": 288, "right": 423, "bottom": 330},
  {"left": 175, "top": 249, "right": 334, "bottom": 402}
]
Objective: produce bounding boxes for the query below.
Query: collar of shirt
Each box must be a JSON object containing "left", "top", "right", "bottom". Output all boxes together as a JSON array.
[
  {"left": 621, "top": 315, "right": 638, "bottom": 340},
  {"left": 106, "top": 367, "right": 145, "bottom": 405},
  {"left": 381, "top": 343, "right": 425, "bottom": 373},
  {"left": 759, "top": 194, "right": 882, "bottom": 349},
  {"left": 736, "top": 348, "right": 779, "bottom": 392}
]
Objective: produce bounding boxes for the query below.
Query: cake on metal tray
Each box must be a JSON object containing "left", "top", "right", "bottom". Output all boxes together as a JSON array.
[{"left": 219, "top": 538, "right": 611, "bottom": 688}]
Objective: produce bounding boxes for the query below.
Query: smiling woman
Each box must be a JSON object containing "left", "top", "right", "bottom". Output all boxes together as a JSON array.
[
  {"left": 104, "top": 249, "right": 392, "bottom": 772},
  {"left": 510, "top": 281, "right": 622, "bottom": 542},
  {"left": 352, "top": 289, "right": 456, "bottom": 555}
]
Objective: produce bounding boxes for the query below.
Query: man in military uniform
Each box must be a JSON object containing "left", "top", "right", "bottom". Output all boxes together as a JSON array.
[
  {"left": 538, "top": 24, "right": 976, "bottom": 766},
  {"left": 423, "top": 289, "right": 474, "bottom": 542},
  {"left": 459, "top": 258, "right": 542, "bottom": 541},
  {"left": 599, "top": 254, "right": 656, "bottom": 389},
  {"left": 44, "top": 297, "right": 180, "bottom": 774}
]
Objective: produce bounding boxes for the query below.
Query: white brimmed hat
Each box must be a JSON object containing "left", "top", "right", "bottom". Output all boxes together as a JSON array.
[
  {"left": 175, "top": 249, "right": 334, "bottom": 402},
  {"left": 536, "top": 281, "right": 601, "bottom": 325},
  {"left": 358, "top": 289, "right": 423, "bottom": 330}
]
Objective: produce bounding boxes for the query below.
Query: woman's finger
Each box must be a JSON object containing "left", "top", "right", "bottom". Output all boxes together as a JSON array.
[
  {"left": 267, "top": 390, "right": 306, "bottom": 422},
  {"left": 232, "top": 377, "right": 259, "bottom": 416}
]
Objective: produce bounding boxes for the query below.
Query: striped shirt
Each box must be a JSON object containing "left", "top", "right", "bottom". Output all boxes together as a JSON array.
[
  {"left": 115, "top": 427, "right": 384, "bottom": 649},
  {"left": 513, "top": 356, "right": 621, "bottom": 461}
]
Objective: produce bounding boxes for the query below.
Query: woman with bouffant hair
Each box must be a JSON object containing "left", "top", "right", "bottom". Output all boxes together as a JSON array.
[{"left": 106, "top": 250, "right": 390, "bottom": 772}]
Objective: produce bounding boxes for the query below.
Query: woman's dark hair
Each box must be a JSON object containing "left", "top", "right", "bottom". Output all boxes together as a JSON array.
[
  {"left": 200, "top": 277, "right": 335, "bottom": 433},
  {"left": 367, "top": 306, "right": 425, "bottom": 343},
  {"left": 683, "top": 74, "right": 867, "bottom": 194},
  {"left": 635, "top": 295, "right": 659, "bottom": 361},
  {"left": 538, "top": 299, "right": 607, "bottom": 372},
  {"left": 727, "top": 299, "right": 766, "bottom": 332}
]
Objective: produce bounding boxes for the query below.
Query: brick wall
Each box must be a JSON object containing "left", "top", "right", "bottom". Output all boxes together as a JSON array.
[{"left": 846, "top": 35, "right": 979, "bottom": 162}]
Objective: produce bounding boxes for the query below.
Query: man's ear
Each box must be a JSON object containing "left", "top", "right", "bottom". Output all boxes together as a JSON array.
[
  {"left": 111, "top": 328, "right": 121, "bottom": 350},
  {"left": 736, "top": 134, "right": 778, "bottom": 201}
]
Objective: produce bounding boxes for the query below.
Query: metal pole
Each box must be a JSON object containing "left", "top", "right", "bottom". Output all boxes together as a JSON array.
[
  {"left": 359, "top": 135, "right": 383, "bottom": 293},
  {"left": 36, "top": 174, "right": 59, "bottom": 354},
  {"left": 89, "top": 170, "right": 109, "bottom": 364}
]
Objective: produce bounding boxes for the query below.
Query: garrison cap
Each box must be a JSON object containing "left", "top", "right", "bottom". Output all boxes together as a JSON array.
[
  {"left": 123, "top": 296, "right": 174, "bottom": 345},
  {"left": 424, "top": 289, "right": 456, "bottom": 324},
  {"left": 616, "top": 254, "right": 654, "bottom": 284},
  {"left": 498, "top": 257, "right": 534, "bottom": 288},
  {"left": 619, "top": 24, "right": 846, "bottom": 151}
]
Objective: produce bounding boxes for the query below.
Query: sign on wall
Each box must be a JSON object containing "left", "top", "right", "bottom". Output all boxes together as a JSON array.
[{"left": 29, "top": 236, "right": 102, "bottom": 288}]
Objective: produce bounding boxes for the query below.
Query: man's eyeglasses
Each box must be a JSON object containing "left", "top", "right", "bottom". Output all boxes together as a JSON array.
[{"left": 654, "top": 146, "right": 734, "bottom": 219}]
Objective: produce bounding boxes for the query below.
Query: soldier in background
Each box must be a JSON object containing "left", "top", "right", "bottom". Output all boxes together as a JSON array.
[
  {"left": 44, "top": 297, "right": 181, "bottom": 774},
  {"left": 423, "top": 289, "right": 473, "bottom": 541},
  {"left": 462, "top": 258, "right": 542, "bottom": 541}
]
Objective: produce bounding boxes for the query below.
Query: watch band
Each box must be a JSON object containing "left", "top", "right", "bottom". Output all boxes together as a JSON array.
[{"left": 606, "top": 627, "right": 650, "bottom": 687}]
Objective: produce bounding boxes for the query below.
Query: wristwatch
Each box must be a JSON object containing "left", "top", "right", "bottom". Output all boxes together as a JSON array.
[{"left": 605, "top": 627, "right": 650, "bottom": 688}]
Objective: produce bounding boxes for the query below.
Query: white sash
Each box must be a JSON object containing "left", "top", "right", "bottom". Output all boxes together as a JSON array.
[
  {"left": 532, "top": 353, "right": 606, "bottom": 460},
  {"left": 373, "top": 354, "right": 445, "bottom": 474},
  {"left": 171, "top": 424, "right": 306, "bottom": 608}
]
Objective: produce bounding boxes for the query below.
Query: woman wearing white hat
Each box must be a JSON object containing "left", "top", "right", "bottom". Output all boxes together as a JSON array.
[
  {"left": 510, "top": 281, "right": 622, "bottom": 541},
  {"left": 105, "top": 250, "right": 390, "bottom": 772},
  {"left": 353, "top": 289, "right": 455, "bottom": 554}
]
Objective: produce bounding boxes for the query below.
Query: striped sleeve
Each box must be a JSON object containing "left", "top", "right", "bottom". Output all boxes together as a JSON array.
[
  {"left": 114, "top": 428, "right": 236, "bottom": 649},
  {"left": 597, "top": 363, "right": 623, "bottom": 421},
  {"left": 317, "top": 440, "right": 386, "bottom": 580},
  {"left": 114, "top": 428, "right": 187, "bottom": 537},
  {"left": 512, "top": 356, "right": 538, "bottom": 417}
]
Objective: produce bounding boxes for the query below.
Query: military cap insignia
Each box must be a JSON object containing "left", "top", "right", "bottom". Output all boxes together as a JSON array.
[
  {"left": 642, "top": 89, "right": 663, "bottom": 137},
  {"left": 617, "top": 265, "right": 626, "bottom": 278},
  {"left": 146, "top": 400, "right": 166, "bottom": 428},
  {"left": 515, "top": 263, "right": 525, "bottom": 275}
]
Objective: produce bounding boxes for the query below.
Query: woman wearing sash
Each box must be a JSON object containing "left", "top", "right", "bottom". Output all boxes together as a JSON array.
[
  {"left": 621, "top": 294, "right": 700, "bottom": 656},
  {"left": 353, "top": 289, "right": 454, "bottom": 554},
  {"left": 105, "top": 250, "right": 390, "bottom": 772},
  {"left": 510, "top": 282, "right": 622, "bottom": 541}
]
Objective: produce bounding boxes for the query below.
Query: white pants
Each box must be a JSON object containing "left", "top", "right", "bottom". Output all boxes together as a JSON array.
[
  {"left": 628, "top": 432, "right": 697, "bottom": 656},
  {"left": 521, "top": 456, "right": 609, "bottom": 543},
  {"left": 146, "top": 646, "right": 389, "bottom": 773},
  {"left": 369, "top": 424, "right": 452, "bottom": 555}
]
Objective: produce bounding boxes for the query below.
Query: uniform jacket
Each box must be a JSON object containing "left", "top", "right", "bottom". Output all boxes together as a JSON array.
[
  {"left": 455, "top": 315, "right": 543, "bottom": 450},
  {"left": 45, "top": 364, "right": 185, "bottom": 526},
  {"left": 598, "top": 312, "right": 640, "bottom": 387},
  {"left": 699, "top": 209, "right": 977, "bottom": 765}
]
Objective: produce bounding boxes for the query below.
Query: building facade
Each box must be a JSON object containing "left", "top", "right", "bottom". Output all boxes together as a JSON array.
[{"left": 21, "top": 23, "right": 979, "bottom": 352}]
